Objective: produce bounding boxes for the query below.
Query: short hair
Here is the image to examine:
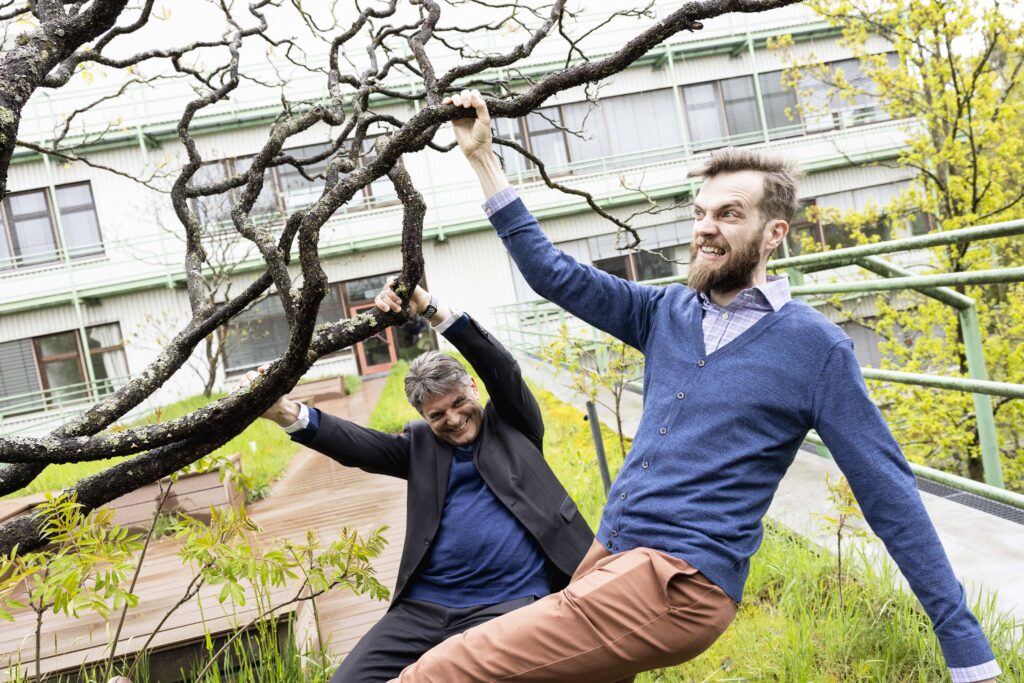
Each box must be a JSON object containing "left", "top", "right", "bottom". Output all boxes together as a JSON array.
[
  {"left": 688, "top": 147, "right": 802, "bottom": 223},
  {"left": 404, "top": 351, "right": 472, "bottom": 412}
]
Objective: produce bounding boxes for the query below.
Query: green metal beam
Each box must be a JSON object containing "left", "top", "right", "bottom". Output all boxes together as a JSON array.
[
  {"left": 861, "top": 367, "right": 1024, "bottom": 399},
  {"left": 651, "top": 21, "right": 841, "bottom": 68},
  {"left": 802, "top": 431, "right": 1023, "bottom": 509},
  {"left": 770, "top": 219, "right": 1024, "bottom": 271},
  {"left": 855, "top": 256, "right": 973, "bottom": 309},
  {"left": 959, "top": 305, "right": 1004, "bottom": 488},
  {"left": 790, "top": 267, "right": 1024, "bottom": 295}
]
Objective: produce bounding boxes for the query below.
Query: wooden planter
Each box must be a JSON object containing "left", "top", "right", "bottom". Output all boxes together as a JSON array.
[{"left": 100, "top": 452, "right": 245, "bottom": 531}]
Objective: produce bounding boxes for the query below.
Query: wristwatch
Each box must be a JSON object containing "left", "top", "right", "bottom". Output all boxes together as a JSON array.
[{"left": 420, "top": 294, "right": 438, "bottom": 320}]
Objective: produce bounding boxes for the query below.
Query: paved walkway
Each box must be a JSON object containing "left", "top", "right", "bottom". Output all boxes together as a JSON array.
[
  {"left": 519, "top": 353, "right": 1024, "bottom": 624},
  {"left": 0, "top": 377, "right": 406, "bottom": 680}
]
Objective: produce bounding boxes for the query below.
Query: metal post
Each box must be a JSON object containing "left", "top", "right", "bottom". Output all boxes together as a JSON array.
[
  {"left": 747, "top": 35, "right": 771, "bottom": 144},
  {"left": 959, "top": 304, "right": 1004, "bottom": 488},
  {"left": 40, "top": 150, "right": 99, "bottom": 395},
  {"left": 664, "top": 47, "right": 691, "bottom": 158},
  {"left": 585, "top": 400, "right": 612, "bottom": 497}
]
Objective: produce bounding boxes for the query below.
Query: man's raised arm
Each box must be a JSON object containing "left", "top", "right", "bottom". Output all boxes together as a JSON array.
[{"left": 447, "top": 89, "right": 662, "bottom": 352}]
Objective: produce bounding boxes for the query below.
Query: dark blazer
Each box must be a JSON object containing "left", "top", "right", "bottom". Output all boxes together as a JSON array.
[{"left": 306, "top": 315, "right": 594, "bottom": 606}]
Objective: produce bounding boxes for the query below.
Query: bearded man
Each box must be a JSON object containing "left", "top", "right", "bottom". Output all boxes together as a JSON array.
[{"left": 387, "top": 91, "right": 1000, "bottom": 683}]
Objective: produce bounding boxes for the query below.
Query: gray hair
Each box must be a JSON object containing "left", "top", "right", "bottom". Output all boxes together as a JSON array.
[
  {"left": 404, "top": 351, "right": 472, "bottom": 412},
  {"left": 688, "top": 147, "right": 802, "bottom": 223}
]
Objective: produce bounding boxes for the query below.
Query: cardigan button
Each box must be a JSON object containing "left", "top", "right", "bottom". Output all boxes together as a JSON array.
[
  {"left": 611, "top": 530, "right": 618, "bottom": 537},
  {"left": 659, "top": 427, "right": 667, "bottom": 435},
  {"left": 620, "top": 492, "right": 626, "bottom": 500},
  {"left": 676, "top": 392, "right": 685, "bottom": 399},
  {"left": 423, "top": 537, "right": 431, "bottom": 545},
  {"left": 641, "top": 461, "right": 649, "bottom": 469},
  {"left": 606, "top": 540, "right": 613, "bottom": 549},
  {"left": 697, "top": 359, "right": 705, "bottom": 367}
]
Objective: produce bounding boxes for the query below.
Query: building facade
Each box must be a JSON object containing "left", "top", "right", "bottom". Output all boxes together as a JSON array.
[{"left": 0, "top": 4, "right": 916, "bottom": 435}]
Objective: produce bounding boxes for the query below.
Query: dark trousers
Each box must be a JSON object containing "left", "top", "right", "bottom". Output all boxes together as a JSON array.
[{"left": 329, "top": 596, "right": 536, "bottom": 683}]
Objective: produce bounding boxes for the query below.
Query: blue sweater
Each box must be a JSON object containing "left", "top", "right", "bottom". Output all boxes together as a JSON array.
[
  {"left": 490, "top": 198, "right": 995, "bottom": 670},
  {"left": 404, "top": 443, "right": 550, "bottom": 607}
]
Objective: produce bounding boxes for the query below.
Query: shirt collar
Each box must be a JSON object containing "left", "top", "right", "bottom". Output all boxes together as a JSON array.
[{"left": 696, "top": 275, "right": 792, "bottom": 312}]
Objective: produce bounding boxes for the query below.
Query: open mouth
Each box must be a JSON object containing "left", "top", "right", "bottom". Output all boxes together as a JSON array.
[{"left": 699, "top": 244, "right": 727, "bottom": 260}]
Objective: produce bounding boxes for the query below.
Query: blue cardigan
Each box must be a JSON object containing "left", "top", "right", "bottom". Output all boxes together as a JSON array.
[{"left": 489, "top": 197, "right": 995, "bottom": 670}]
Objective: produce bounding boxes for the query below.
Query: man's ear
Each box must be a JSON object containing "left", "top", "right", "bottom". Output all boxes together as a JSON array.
[
  {"left": 469, "top": 377, "right": 480, "bottom": 398},
  {"left": 764, "top": 218, "right": 789, "bottom": 253}
]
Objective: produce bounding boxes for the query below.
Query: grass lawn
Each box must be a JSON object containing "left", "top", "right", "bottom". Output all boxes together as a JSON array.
[
  {"left": 4, "top": 392, "right": 301, "bottom": 501},
  {"left": 369, "top": 359, "right": 1022, "bottom": 682}
]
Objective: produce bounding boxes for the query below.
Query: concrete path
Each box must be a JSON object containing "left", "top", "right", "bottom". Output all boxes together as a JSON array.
[{"left": 518, "top": 353, "right": 1024, "bottom": 624}]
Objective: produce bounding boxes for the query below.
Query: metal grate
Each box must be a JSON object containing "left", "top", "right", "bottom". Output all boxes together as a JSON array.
[{"left": 915, "top": 477, "right": 1024, "bottom": 526}]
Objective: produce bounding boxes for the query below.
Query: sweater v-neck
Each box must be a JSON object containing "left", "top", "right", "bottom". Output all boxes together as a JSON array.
[{"left": 689, "top": 297, "right": 795, "bottom": 362}]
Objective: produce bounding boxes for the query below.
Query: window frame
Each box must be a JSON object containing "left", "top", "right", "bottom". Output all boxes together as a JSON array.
[{"left": 0, "top": 182, "right": 104, "bottom": 271}]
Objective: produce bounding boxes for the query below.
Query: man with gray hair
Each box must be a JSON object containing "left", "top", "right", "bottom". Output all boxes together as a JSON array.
[{"left": 247, "top": 280, "right": 593, "bottom": 683}]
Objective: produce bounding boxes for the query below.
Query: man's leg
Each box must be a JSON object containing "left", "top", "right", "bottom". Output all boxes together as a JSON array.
[
  {"left": 330, "top": 600, "right": 444, "bottom": 683},
  {"left": 446, "top": 596, "right": 537, "bottom": 636},
  {"left": 390, "top": 548, "right": 737, "bottom": 683}
]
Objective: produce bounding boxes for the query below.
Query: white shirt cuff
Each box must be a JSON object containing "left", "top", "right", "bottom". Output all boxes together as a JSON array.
[
  {"left": 950, "top": 660, "right": 1001, "bottom": 682},
  {"left": 431, "top": 308, "right": 463, "bottom": 334},
  {"left": 282, "top": 402, "right": 310, "bottom": 433}
]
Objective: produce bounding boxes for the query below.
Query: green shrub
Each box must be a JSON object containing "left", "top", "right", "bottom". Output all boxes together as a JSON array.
[{"left": 342, "top": 374, "right": 362, "bottom": 396}]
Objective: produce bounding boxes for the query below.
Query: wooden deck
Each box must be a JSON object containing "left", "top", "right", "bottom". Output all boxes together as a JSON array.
[{"left": 0, "top": 377, "right": 406, "bottom": 680}]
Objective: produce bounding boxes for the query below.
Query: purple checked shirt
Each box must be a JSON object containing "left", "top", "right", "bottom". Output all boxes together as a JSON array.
[{"left": 485, "top": 187, "right": 792, "bottom": 349}]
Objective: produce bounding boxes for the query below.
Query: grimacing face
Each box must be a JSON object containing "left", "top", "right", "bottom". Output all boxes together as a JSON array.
[
  {"left": 419, "top": 379, "right": 484, "bottom": 447},
  {"left": 688, "top": 171, "right": 776, "bottom": 297}
]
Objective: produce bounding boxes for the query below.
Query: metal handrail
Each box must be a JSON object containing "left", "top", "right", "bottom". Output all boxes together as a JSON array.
[{"left": 0, "top": 375, "right": 129, "bottom": 418}]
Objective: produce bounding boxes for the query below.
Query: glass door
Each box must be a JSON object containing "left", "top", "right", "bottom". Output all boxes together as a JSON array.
[{"left": 351, "top": 303, "right": 398, "bottom": 374}]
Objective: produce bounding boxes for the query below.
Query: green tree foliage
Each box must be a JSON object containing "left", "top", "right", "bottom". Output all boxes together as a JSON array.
[
  {"left": 779, "top": 1, "right": 1024, "bottom": 489},
  {"left": 541, "top": 324, "right": 644, "bottom": 459}
]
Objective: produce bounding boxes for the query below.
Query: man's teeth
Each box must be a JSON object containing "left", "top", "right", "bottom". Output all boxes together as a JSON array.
[{"left": 701, "top": 246, "right": 725, "bottom": 255}]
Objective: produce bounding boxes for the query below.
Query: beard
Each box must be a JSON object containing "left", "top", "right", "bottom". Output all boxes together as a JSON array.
[{"left": 688, "top": 229, "right": 763, "bottom": 295}]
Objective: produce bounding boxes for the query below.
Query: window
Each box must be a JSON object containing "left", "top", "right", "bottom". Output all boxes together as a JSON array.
[
  {"left": 777, "top": 200, "right": 821, "bottom": 257},
  {"left": 775, "top": 181, "right": 924, "bottom": 255},
  {"left": 683, "top": 76, "right": 762, "bottom": 150},
  {"left": 0, "top": 182, "right": 103, "bottom": 270},
  {"left": 840, "top": 320, "right": 884, "bottom": 368},
  {"left": 495, "top": 89, "right": 685, "bottom": 176},
  {"left": 222, "top": 285, "right": 347, "bottom": 373},
  {"left": 795, "top": 57, "right": 890, "bottom": 132},
  {"left": 511, "top": 219, "right": 693, "bottom": 301},
  {"left": 194, "top": 140, "right": 399, "bottom": 230},
  {"left": 277, "top": 143, "right": 332, "bottom": 212},
  {"left": 0, "top": 339, "right": 40, "bottom": 413},
  {"left": 0, "top": 323, "right": 127, "bottom": 415},
  {"left": 359, "top": 137, "right": 398, "bottom": 206},
  {"left": 759, "top": 70, "right": 802, "bottom": 138},
  {"left": 817, "top": 182, "right": 908, "bottom": 247}
]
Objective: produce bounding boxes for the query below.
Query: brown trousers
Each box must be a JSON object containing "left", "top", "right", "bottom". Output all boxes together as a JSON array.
[{"left": 390, "top": 540, "right": 737, "bottom": 682}]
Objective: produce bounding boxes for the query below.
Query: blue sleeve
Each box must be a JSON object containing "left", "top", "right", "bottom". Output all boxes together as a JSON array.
[
  {"left": 288, "top": 406, "right": 321, "bottom": 444},
  {"left": 489, "top": 198, "right": 661, "bottom": 351},
  {"left": 812, "top": 340, "right": 996, "bottom": 670}
]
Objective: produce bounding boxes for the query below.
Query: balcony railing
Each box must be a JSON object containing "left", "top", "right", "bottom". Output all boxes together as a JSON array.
[{"left": 0, "top": 375, "right": 130, "bottom": 422}]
